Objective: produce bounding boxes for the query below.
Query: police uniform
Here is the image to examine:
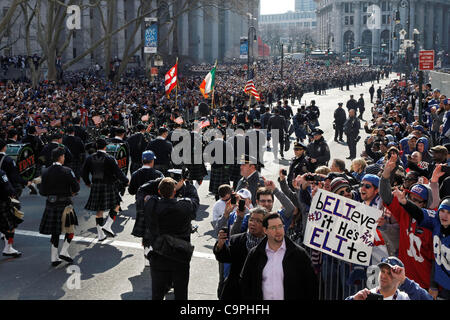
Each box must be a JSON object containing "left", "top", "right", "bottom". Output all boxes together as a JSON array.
[
  {"left": 287, "top": 142, "right": 309, "bottom": 190},
  {"left": 39, "top": 147, "right": 79, "bottom": 265},
  {"left": 306, "top": 129, "right": 331, "bottom": 172},
  {"left": 334, "top": 103, "right": 346, "bottom": 142}
]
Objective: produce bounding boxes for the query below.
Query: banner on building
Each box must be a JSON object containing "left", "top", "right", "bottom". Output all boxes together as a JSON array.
[
  {"left": 240, "top": 37, "right": 248, "bottom": 60},
  {"left": 303, "top": 189, "right": 382, "bottom": 266},
  {"left": 144, "top": 18, "right": 158, "bottom": 54}
]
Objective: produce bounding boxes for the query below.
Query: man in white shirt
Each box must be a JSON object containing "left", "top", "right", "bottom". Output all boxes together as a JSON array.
[{"left": 240, "top": 213, "right": 319, "bottom": 300}]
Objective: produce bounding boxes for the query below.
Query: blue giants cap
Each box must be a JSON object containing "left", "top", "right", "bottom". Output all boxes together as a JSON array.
[
  {"left": 362, "top": 174, "right": 380, "bottom": 188},
  {"left": 142, "top": 150, "right": 156, "bottom": 161}
]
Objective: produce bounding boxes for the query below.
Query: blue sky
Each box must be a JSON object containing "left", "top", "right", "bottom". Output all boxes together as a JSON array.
[{"left": 260, "top": 0, "right": 295, "bottom": 15}]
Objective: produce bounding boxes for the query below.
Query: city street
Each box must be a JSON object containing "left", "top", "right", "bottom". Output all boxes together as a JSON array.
[{"left": 0, "top": 74, "right": 397, "bottom": 300}]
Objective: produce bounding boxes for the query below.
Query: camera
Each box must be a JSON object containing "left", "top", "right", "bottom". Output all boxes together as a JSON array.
[
  {"left": 441, "top": 165, "right": 450, "bottom": 174},
  {"left": 238, "top": 199, "right": 246, "bottom": 212},
  {"left": 220, "top": 227, "right": 229, "bottom": 234},
  {"left": 366, "top": 292, "right": 383, "bottom": 300},
  {"left": 230, "top": 194, "right": 237, "bottom": 205},
  {"left": 281, "top": 169, "right": 287, "bottom": 176}
]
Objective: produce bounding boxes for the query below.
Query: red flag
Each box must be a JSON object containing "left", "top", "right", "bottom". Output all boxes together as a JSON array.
[{"left": 165, "top": 63, "right": 178, "bottom": 96}]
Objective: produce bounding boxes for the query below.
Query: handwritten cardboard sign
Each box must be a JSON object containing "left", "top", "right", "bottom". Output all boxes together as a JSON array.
[{"left": 303, "top": 189, "right": 382, "bottom": 266}]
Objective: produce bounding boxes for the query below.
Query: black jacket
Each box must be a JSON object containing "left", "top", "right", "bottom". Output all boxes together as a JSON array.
[
  {"left": 81, "top": 151, "right": 129, "bottom": 185},
  {"left": 0, "top": 153, "right": 28, "bottom": 193},
  {"left": 63, "top": 135, "right": 85, "bottom": 159},
  {"left": 127, "top": 132, "right": 147, "bottom": 163},
  {"left": 306, "top": 137, "right": 330, "bottom": 168},
  {"left": 128, "top": 167, "right": 164, "bottom": 196},
  {"left": 344, "top": 116, "right": 361, "bottom": 137},
  {"left": 240, "top": 236, "right": 319, "bottom": 300},
  {"left": 334, "top": 107, "right": 347, "bottom": 125},
  {"left": 144, "top": 194, "right": 199, "bottom": 246},
  {"left": 39, "top": 164, "right": 79, "bottom": 197},
  {"left": 147, "top": 137, "right": 173, "bottom": 166},
  {"left": 267, "top": 114, "right": 288, "bottom": 133},
  {"left": 214, "top": 232, "right": 253, "bottom": 300},
  {"left": 0, "top": 168, "right": 16, "bottom": 201},
  {"left": 40, "top": 142, "right": 73, "bottom": 168}
]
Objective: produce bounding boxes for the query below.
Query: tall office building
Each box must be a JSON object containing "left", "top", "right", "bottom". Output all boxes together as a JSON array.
[
  {"left": 295, "top": 0, "right": 317, "bottom": 12},
  {"left": 0, "top": 0, "right": 260, "bottom": 69},
  {"left": 314, "top": 0, "right": 450, "bottom": 57}
]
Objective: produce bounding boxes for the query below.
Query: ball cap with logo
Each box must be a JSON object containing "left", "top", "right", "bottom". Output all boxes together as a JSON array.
[
  {"left": 236, "top": 188, "right": 252, "bottom": 201},
  {"left": 377, "top": 256, "right": 404, "bottom": 269}
]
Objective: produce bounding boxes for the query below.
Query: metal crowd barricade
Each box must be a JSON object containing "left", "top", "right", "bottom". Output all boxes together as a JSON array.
[{"left": 294, "top": 236, "right": 366, "bottom": 300}]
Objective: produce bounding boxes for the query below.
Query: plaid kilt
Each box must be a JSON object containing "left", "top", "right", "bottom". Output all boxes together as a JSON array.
[
  {"left": 85, "top": 183, "right": 121, "bottom": 212},
  {"left": 185, "top": 164, "right": 207, "bottom": 181},
  {"left": 229, "top": 164, "right": 242, "bottom": 186},
  {"left": 0, "top": 199, "right": 19, "bottom": 233},
  {"left": 209, "top": 165, "right": 230, "bottom": 195},
  {"left": 67, "top": 157, "right": 83, "bottom": 179},
  {"left": 39, "top": 201, "right": 77, "bottom": 235}
]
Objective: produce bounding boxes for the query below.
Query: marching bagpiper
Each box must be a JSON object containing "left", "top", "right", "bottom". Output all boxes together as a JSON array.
[
  {"left": 38, "top": 147, "right": 80, "bottom": 266},
  {"left": 81, "top": 138, "right": 129, "bottom": 240}
]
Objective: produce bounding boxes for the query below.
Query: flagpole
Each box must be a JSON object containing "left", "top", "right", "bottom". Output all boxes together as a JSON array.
[
  {"left": 211, "top": 60, "right": 217, "bottom": 111},
  {"left": 175, "top": 57, "right": 178, "bottom": 108}
]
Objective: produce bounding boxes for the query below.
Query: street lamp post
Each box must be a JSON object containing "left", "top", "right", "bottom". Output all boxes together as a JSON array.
[{"left": 279, "top": 42, "right": 284, "bottom": 80}]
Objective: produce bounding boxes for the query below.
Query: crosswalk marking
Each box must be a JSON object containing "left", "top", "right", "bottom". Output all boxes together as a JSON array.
[{"left": 14, "top": 229, "right": 216, "bottom": 260}]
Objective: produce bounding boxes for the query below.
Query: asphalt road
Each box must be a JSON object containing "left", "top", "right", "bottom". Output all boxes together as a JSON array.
[{"left": 0, "top": 74, "right": 397, "bottom": 300}]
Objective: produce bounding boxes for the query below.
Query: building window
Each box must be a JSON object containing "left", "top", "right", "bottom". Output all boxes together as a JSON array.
[
  {"left": 363, "top": 15, "right": 368, "bottom": 25},
  {"left": 345, "top": 16, "right": 349, "bottom": 25},
  {"left": 350, "top": 16, "right": 354, "bottom": 25}
]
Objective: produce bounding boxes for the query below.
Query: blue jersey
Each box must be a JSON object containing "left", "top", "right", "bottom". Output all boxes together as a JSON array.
[{"left": 420, "top": 208, "right": 450, "bottom": 290}]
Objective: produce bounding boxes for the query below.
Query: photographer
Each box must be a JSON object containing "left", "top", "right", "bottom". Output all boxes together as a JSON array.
[
  {"left": 213, "top": 207, "right": 268, "bottom": 300},
  {"left": 143, "top": 177, "right": 199, "bottom": 300},
  {"left": 346, "top": 257, "right": 432, "bottom": 300}
]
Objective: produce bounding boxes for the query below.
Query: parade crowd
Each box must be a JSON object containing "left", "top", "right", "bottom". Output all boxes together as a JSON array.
[{"left": 0, "top": 57, "right": 448, "bottom": 301}]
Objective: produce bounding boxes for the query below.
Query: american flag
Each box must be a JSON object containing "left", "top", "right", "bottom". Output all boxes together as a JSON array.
[{"left": 244, "top": 69, "right": 261, "bottom": 101}]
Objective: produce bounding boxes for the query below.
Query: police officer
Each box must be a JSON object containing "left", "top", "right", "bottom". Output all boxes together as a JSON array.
[
  {"left": 267, "top": 108, "right": 288, "bottom": 159},
  {"left": 127, "top": 124, "right": 148, "bottom": 174},
  {"left": 143, "top": 177, "right": 199, "bottom": 300},
  {"left": 306, "top": 100, "right": 320, "bottom": 130},
  {"left": 369, "top": 84, "right": 375, "bottom": 103},
  {"left": 128, "top": 150, "right": 164, "bottom": 197},
  {"left": 82, "top": 138, "right": 129, "bottom": 240},
  {"left": 287, "top": 141, "right": 309, "bottom": 191},
  {"left": 306, "top": 128, "right": 330, "bottom": 172},
  {"left": 0, "top": 167, "right": 22, "bottom": 258},
  {"left": 147, "top": 127, "right": 173, "bottom": 176},
  {"left": 344, "top": 109, "right": 361, "bottom": 160},
  {"left": 358, "top": 93, "right": 365, "bottom": 120},
  {"left": 334, "top": 103, "right": 346, "bottom": 143},
  {"left": 38, "top": 147, "right": 80, "bottom": 266},
  {"left": 346, "top": 95, "right": 358, "bottom": 113},
  {"left": 63, "top": 126, "right": 85, "bottom": 180}
]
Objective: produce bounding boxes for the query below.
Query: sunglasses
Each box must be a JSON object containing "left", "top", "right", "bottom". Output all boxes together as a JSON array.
[
  {"left": 338, "top": 187, "right": 352, "bottom": 196},
  {"left": 380, "top": 257, "right": 403, "bottom": 268},
  {"left": 361, "top": 183, "right": 373, "bottom": 189}
]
